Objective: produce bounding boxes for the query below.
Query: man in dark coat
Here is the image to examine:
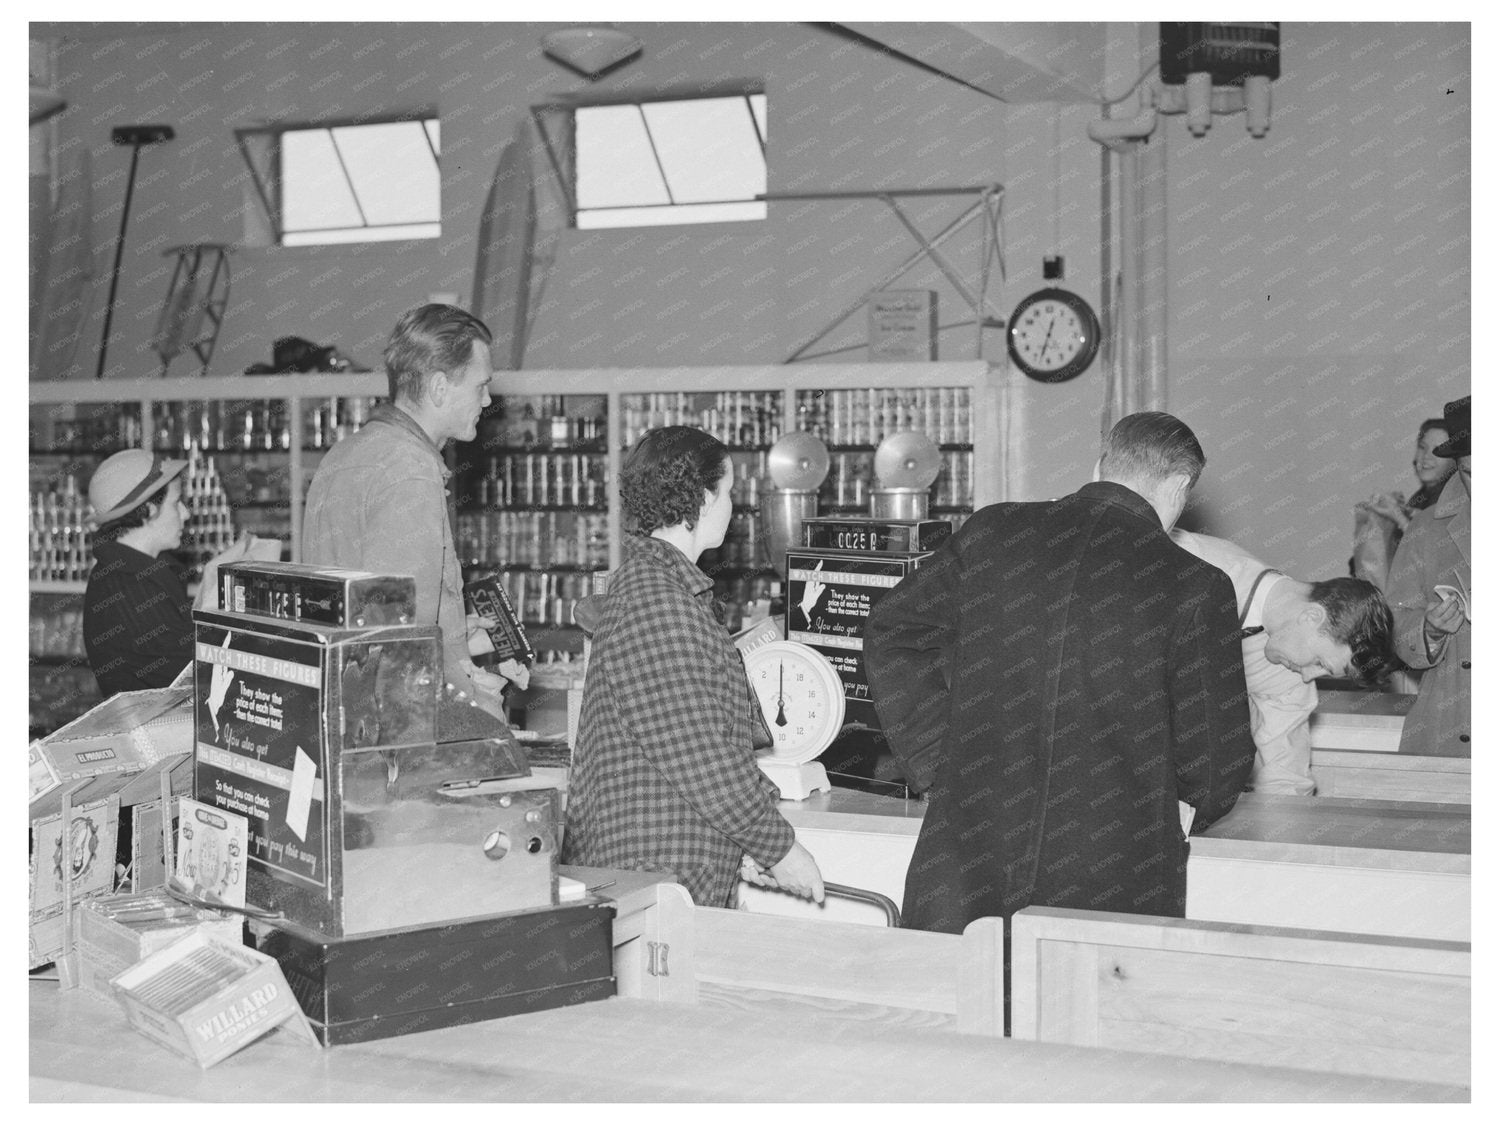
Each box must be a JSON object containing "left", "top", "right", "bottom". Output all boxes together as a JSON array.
[{"left": 865, "top": 412, "right": 1256, "bottom": 934}]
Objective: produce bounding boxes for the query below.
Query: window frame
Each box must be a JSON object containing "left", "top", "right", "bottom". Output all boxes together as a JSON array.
[
  {"left": 234, "top": 110, "right": 441, "bottom": 247},
  {"left": 531, "top": 81, "right": 767, "bottom": 230}
]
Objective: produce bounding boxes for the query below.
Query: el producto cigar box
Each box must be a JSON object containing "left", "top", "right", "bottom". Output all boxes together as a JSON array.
[
  {"left": 249, "top": 899, "right": 616, "bottom": 1045},
  {"left": 192, "top": 606, "right": 558, "bottom": 938}
]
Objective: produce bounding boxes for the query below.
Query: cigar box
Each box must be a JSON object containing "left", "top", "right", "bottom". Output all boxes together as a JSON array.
[
  {"left": 33, "top": 685, "right": 193, "bottom": 786},
  {"left": 28, "top": 753, "right": 194, "bottom": 968},
  {"left": 218, "top": 561, "right": 416, "bottom": 628},
  {"left": 112, "top": 931, "right": 316, "bottom": 1067},
  {"left": 250, "top": 899, "right": 617, "bottom": 1045},
  {"left": 77, "top": 892, "right": 243, "bottom": 999},
  {"left": 28, "top": 788, "right": 119, "bottom": 969}
]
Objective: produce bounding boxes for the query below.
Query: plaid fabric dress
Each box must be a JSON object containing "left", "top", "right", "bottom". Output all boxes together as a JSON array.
[{"left": 562, "top": 535, "right": 795, "bottom": 906}]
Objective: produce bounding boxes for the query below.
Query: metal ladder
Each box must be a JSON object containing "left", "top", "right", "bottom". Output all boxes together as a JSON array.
[{"left": 152, "top": 242, "right": 233, "bottom": 376}]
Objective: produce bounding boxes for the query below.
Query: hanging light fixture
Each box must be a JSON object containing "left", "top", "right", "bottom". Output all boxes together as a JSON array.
[{"left": 540, "top": 25, "right": 643, "bottom": 81}]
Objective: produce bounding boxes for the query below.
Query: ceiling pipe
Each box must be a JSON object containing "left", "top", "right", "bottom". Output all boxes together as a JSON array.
[{"left": 1085, "top": 99, "right": 1157, "bottom": 150}]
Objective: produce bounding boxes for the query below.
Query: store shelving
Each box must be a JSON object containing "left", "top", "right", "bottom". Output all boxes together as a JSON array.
[{"left": 29, "top": 361, "right": 1005, "bottom": 727}]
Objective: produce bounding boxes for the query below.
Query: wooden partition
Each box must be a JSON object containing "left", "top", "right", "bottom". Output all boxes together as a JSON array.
[
  {"left": 691, "top": 906, "right": 1005, "bottom": 1034},
  {"left": 1009, "top": 906, "right": 1470, "bottom": 1090},
  {"left": 1311, "top": 749, "right": 1469, "bottom": 804},
  {"left": 1310, "top": 690, "right": 1411, "bottom": 753}
]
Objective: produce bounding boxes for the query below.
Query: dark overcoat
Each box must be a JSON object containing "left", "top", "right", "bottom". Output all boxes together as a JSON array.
[
  {"left": 1388, "top": 472, "right": 1471, "bottom": 757},
  {"left": 864, "top": 482, "right": 1256, "bottom": 933}
]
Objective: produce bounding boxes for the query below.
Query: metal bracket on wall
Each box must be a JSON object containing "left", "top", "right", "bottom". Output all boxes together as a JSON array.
[{"left": 757, "top": 185, "right": 1007, "bottom": 363}]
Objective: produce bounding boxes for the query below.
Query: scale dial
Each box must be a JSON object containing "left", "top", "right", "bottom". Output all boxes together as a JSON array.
[
  {"left": 742, "top": 641, "right": 846, "bottom": 765},
  {"left": 1006, "top": 287, "right": 1101, "bottom": 383}
]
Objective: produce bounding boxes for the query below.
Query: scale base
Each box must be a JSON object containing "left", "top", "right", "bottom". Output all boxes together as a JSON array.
[{"left": 757, "top": 758, "right": 830, "bottom": 801}]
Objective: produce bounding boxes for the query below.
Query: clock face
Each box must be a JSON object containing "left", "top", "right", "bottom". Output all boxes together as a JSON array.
[
  {"left": 743, "top": 641, "right": 846, "bottom": 765},
  {"left": 1007, "top": 288, "right": 1101, "bottom": 383}
]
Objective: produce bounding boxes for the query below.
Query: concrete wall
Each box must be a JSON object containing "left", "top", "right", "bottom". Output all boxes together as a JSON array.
[{"left": 35, "top": 21, "right": 1469, "bottom": 576}]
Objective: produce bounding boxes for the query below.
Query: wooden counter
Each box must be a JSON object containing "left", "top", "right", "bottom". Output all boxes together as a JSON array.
[
  {"left": 1310, "top": 689, "right": 1412, "bottom": 753},
  {"left": 739, "top": 788, "right": 1470, "bottom": 941},
  {"left": 28, "top": 982, "right": 1464, "bottom": 1102}
]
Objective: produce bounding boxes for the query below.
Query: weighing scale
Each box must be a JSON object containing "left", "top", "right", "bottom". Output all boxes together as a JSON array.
[{"left": 744, "top": 639, "right": 845, "bottom": 800}]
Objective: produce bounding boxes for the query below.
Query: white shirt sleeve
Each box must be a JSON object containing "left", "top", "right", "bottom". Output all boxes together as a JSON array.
[{"left": 1242, "top": 640, "right": 1317, "bottom": 796}]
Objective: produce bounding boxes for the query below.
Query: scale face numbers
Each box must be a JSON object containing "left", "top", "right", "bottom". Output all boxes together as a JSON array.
[
  {"left": 742, "top": 641, "right": 846, "bottom": 765},
  {"left": 1006, "top": 287, "right": 1101, "bottom": 383}
]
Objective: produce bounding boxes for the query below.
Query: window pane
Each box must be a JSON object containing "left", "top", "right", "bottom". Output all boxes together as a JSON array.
[
  {"left": 576, "top": 104, "right": 672, "bottom": 210},
  {"left": 281, "top": 130, "right": 362, "bottom": 233},
  {"left": 640, "top": 97, "right": 765, "bottom": 204},
  {"left": 274, "top": 118, "right": 441, "bottom": 244},
  {"left": 330, "top": 121, "right": 440, "bottom": 225}
]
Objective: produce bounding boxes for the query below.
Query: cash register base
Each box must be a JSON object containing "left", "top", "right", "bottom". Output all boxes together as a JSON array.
[{"left": 250, "top": 900, "right": 617, "bottom": 1046}]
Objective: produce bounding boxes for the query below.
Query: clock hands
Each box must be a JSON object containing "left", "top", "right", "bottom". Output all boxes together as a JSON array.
[
  {"left": 774, "top": 662, "right": 789, "bottom": 727},
  {"left": 1037, "top": 315, "right": 1058, "bottom": 363}
]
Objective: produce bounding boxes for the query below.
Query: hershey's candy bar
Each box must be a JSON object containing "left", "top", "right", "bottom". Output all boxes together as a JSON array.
[{"left": 463, "top": 575, "right": 535, "bottom": 665}]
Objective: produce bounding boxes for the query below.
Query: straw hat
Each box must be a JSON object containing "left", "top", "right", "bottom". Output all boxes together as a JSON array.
[{"left": 87, "top": 449, "right": 187, "bottom": 527}]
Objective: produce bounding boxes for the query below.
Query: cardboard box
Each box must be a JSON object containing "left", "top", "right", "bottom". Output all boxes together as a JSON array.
[
  {"left": 112, "top": 931, "right": 316, "bottom": 1067},
  {"left": 34, "top": 686, "right": 193, "bottom": 782},
  {"left": 77, "top": 893, "right": 243, "bottom": 999},
  {"left": 28, "top": 788, "right": 119, "bottom": 969},
  {"left": 29, "top": 756, "right": 194, "bottom": 968}
]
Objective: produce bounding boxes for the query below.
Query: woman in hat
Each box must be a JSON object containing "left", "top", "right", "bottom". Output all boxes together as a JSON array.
[
  {"left": 1387, "top": 396, "right": 1471, "bottom": 756},
  {"left": 82, "top": 449, "right": 250, "bottom": 696}
]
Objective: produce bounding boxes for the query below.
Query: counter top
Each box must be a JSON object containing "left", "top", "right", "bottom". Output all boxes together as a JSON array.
[
  {"left": 1315, "top": 689, "right": 1415, "bottom": 718},
  {"left": 1192, "top": 792, "right": 1469, "bottom": 871},
  {"left": 29, "top": 983, "right": 1463, "bottom": 1102},
  {"left": 780, "top": 787, "right": 1469, "bottom": 873}
]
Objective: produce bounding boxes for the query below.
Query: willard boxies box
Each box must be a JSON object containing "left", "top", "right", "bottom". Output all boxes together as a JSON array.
[
  {"left": 251, "top": 899, "right": 616, "bottom": 1045},
  {"left": 112, "top": 931, "right": 315, "bottom": 1067}
]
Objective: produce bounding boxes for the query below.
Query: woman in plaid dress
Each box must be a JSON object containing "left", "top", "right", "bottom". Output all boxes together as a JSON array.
[{"left": 562, "top": 427, "right": 824, "bottom": 907}]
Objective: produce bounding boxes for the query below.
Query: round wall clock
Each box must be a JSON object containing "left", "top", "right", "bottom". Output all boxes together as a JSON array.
[
  {"left": 742, "top": 641, "right": 846, "bottom": 765},
  {"left": 1006, "top": 287, "right": 1102, "bottom": 383}
]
